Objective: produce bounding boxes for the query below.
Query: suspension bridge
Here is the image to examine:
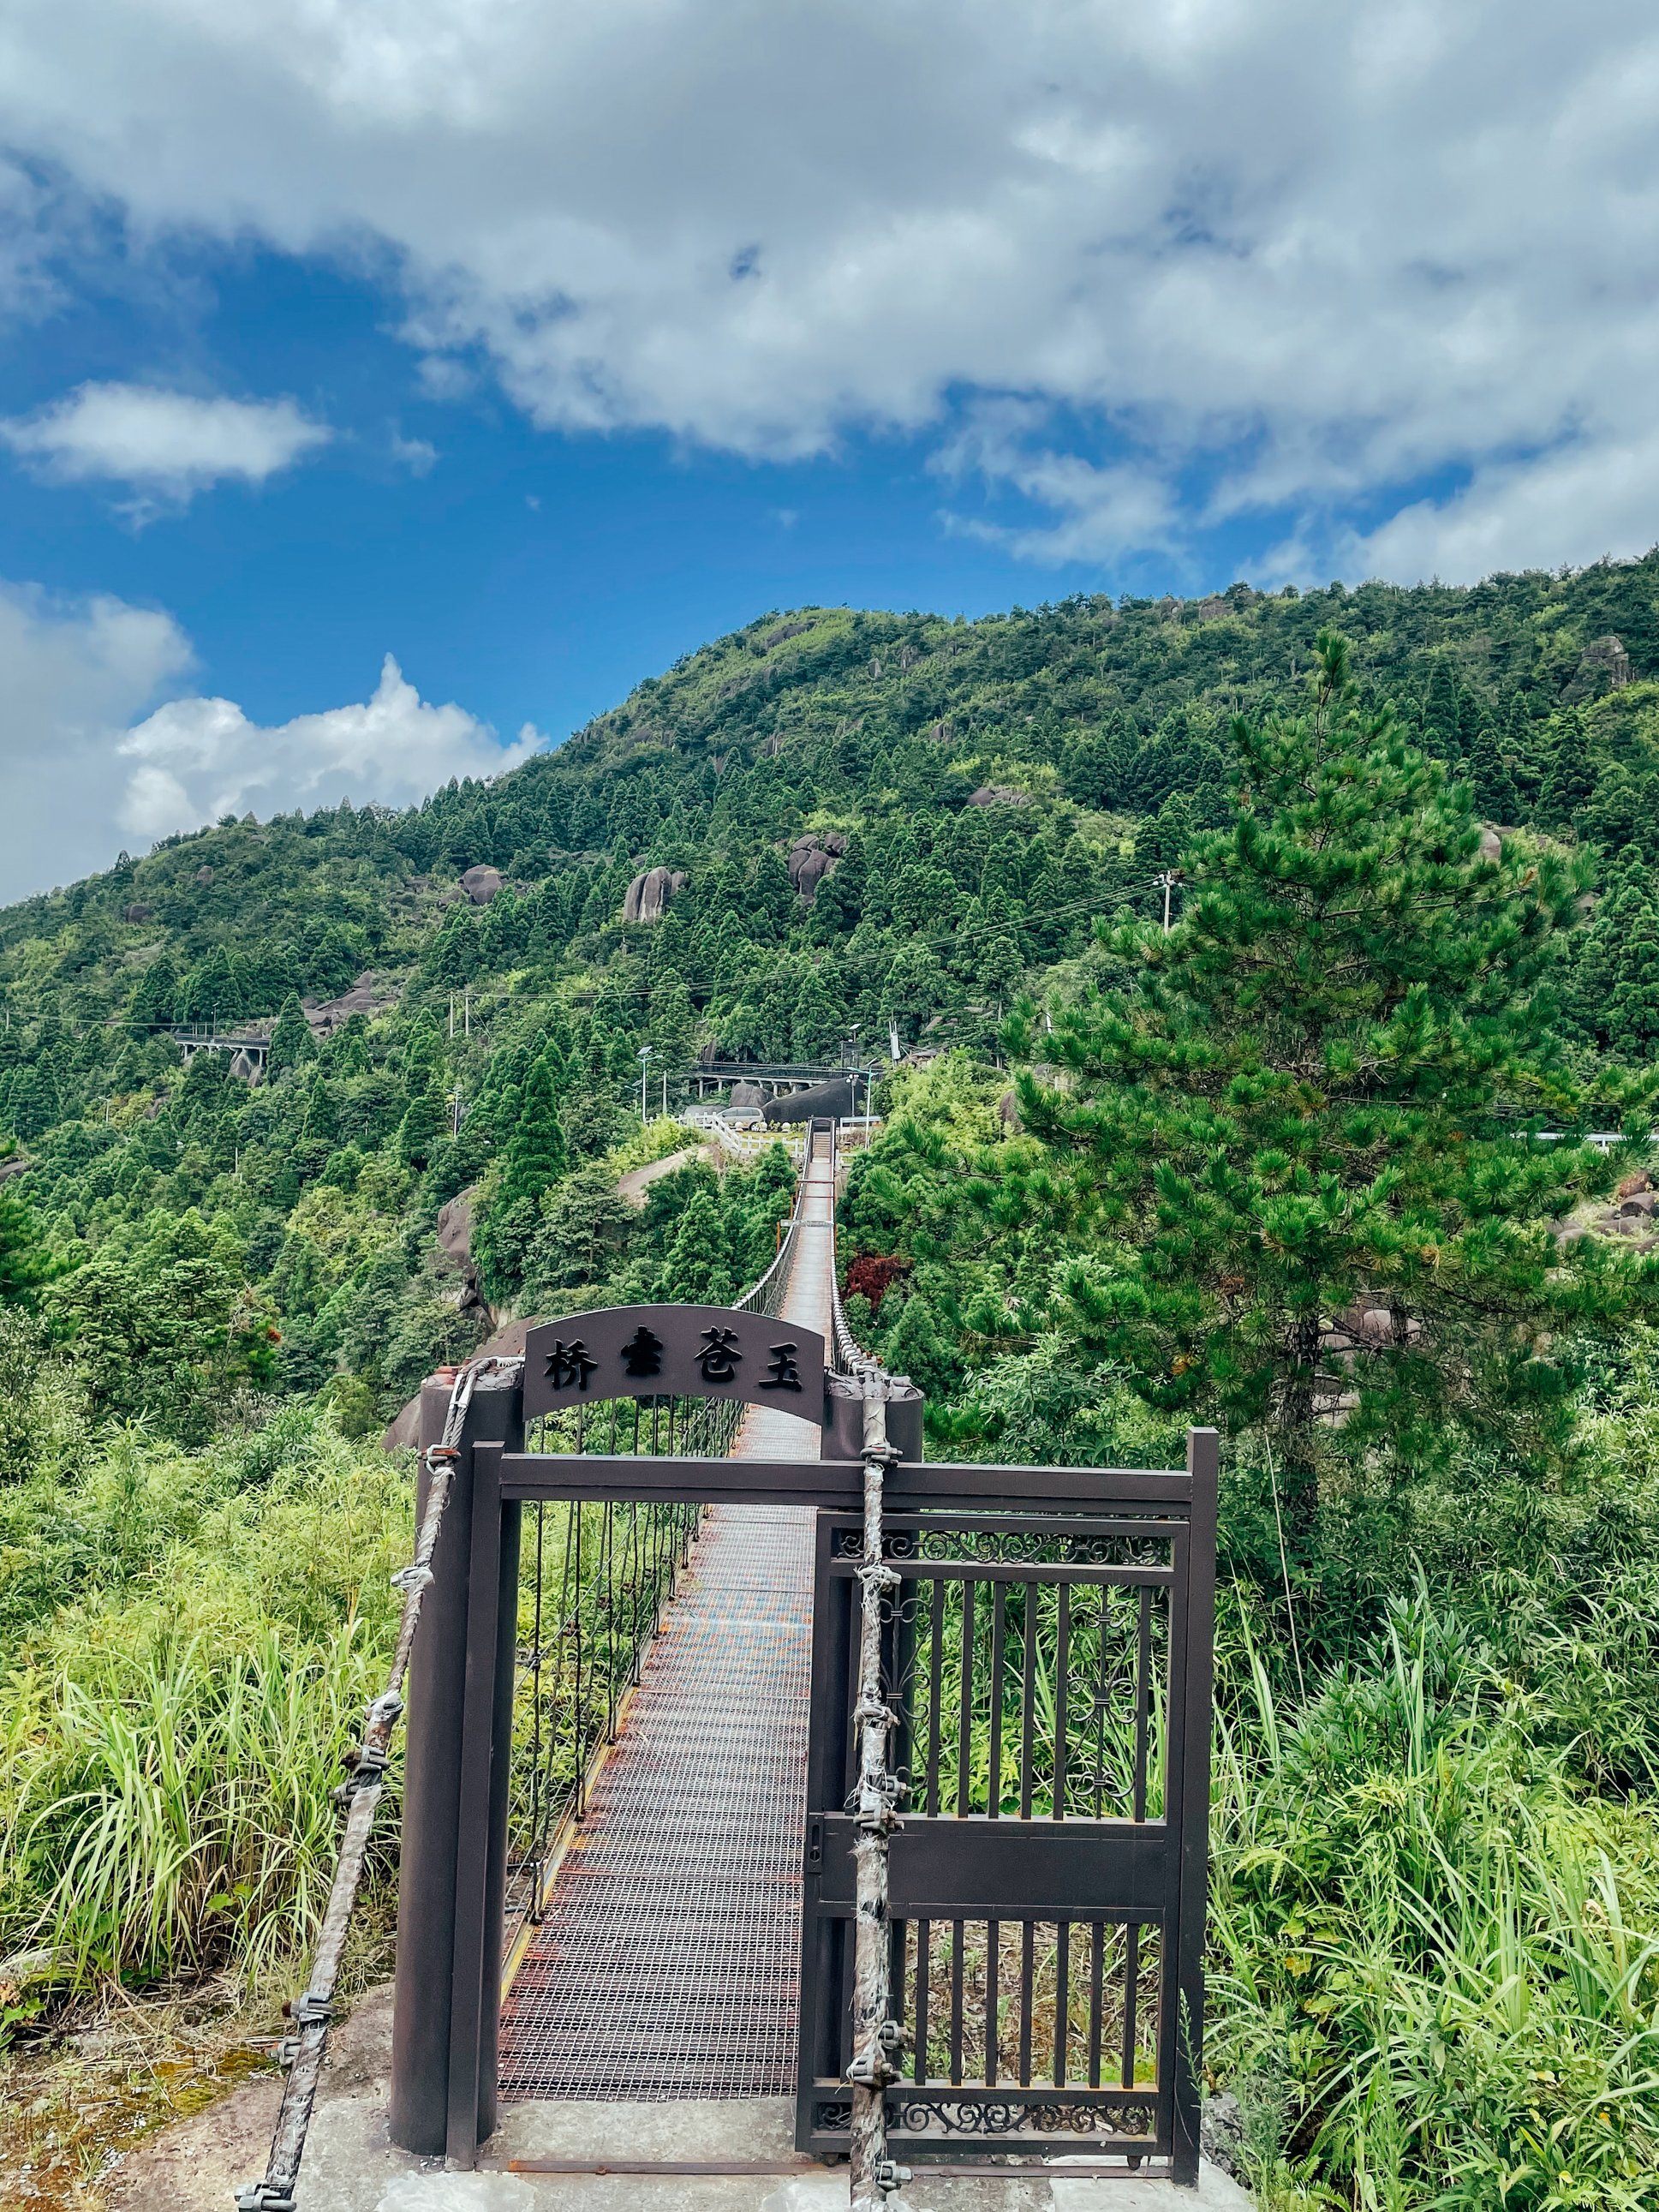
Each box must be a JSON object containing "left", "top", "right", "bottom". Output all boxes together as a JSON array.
[{"left": 233, "top": 1123, "right": 1236, "bottom": 2211}]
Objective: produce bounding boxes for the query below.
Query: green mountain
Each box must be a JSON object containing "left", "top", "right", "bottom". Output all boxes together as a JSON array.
[
  {"left": 4, "top": 563, "right": 1659, "bottom": 1434},
  {"left": 8, "top": 571, "right": 1659, "bottom": 2206}
]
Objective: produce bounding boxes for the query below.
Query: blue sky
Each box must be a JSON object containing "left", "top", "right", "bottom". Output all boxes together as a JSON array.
[
  {"left": 0, "top": 237, "right": 1345, "bottom": 753},
  {"left": 2, "top": 0, "right": 1656, "bottom": 897}
]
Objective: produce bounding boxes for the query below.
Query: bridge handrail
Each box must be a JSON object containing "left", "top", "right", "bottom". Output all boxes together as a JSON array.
[
  {"left": 731, "top": 1127, "right": 816, "bottom": 1321},
  {"left": 822, "top": 1120, "right": 877, "bottom": 1380}
]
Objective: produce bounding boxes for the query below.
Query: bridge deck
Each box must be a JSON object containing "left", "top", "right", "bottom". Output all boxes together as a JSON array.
[{"left": 497, "top": 1151, "right": 833, "bottom": 2100}]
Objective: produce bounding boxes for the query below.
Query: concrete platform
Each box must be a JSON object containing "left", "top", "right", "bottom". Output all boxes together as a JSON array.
[
  {"left": 104, "top": 1990, "right": 1248, "bottom": 2212},
  {"left": 233, "top": 2090, "right": 1249, "bottom": 2212}
]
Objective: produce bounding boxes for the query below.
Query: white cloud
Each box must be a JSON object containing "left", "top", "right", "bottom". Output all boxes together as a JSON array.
[
  {"left": 936, "top": 401, "right": 1183, "bottom": 564},
  {"left": 0, "top": 583, "right": 540, "bottom": 898},
  {"left": 391, "top": 429, "right": 438, "bottom": 475},
  {"left": 117, "top": 655, "right": 540, "bottom": 840},
  {"left": 1, "top": 383, "right": 330, "bottom": 502},
  {"left": 2, "top": 3, "right": 1659, "bottom": 572},
  {"left": 1337, "top": 427, "right": 1659, "bottom": 586}
]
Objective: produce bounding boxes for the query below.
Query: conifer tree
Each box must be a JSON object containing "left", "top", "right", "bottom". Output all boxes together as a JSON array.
[
  {"left": 657, "top": 1187, "right": 736, "bottom": 1303},
  {"left": 1469, "top": 723, "right": 1520, "bottom": 822},
  {"left": 1539, "top": 713, "right": 1596, "bottom": 826},
  {"left": 268, "top": 992, "right": 313, "bottom": 1073},
  {"left": 0, "top": 1149, "right": 57, "bottom": 1307},
  {"left": 1009, "top": 631, "right": 1657, "bottom": 1533},
  {"left": 501, "top": 1053, "right": 568, "bottom": 1208},
  {"left": 397, "top": 1081, "right": 449, "bottom": 1171}
]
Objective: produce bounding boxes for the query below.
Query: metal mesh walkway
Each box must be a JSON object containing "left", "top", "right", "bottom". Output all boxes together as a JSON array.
[{"left": 497, "top": 1149, "right": 835, "bottom": 2100}]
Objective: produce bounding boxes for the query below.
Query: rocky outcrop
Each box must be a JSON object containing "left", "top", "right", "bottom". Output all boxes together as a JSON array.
[
  {"left": 1582, "top": 634, "right": 1632, "bottom": 690},
  {"left": 616, "top": 1146, "right": 712, "bottom": 1205},
  {"left": 303, "top": 971, "right": 395, "bottom": 1036},
  {"left": 786, "top": 831, "right": 846, "bottom": 900},
  {"left": 623, "top": 865, "right": 688, "bottom": 923},
  {"left": 122, "top": 902, "right": 153, "bottom": 924},
  {"left": 967, "top": 786, "right": 1029, "bottom": 807},
  {"left": 730, "top": 1079, "right": 766, "bottom": 1115},
  {"left": 194, "top": 865, "right": 214, "bottom": 886},
  {"left": 436, "top": 1187, "right": 489, "bottom": 1315},
  {"left": 461, "top": 864, "right": 504, "bottom": 906}
]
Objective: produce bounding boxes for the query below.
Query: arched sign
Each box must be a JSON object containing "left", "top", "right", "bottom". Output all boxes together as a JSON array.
[{"left": 522, "top": 1306, "right": 826, "bottom": 1426}]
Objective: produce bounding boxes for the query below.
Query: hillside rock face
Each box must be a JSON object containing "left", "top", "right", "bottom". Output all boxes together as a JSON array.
[
  {"left": 122, "top": 902, "right": 153, "bottom": 924},
  {"left": 302, "top": 971, "right": 393, "bottom": 1035},
  {"left": 623, "top": 865, "right": 687, "bottom": 922},
  {"left": 787, "top": 831, "right": 846, "bottom": 900},
  {"left": 461, "top": 864, "right": 504, "bottom": 906},
  {"left": 1582, "top": 634, "right": 1632, "bottom": 689},
  {"left": 435, "top": 1187, "right": 489, "bottom": 1315},
  {"left": 967, "top": 785, "right": 1029, "bottom": 807}
]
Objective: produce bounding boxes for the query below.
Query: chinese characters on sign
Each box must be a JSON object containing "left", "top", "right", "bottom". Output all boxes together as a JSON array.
[
  {"left": 544, "top": 1338, "right": 599, "bottom": 1392},
  {"left": 761, "top": 1342, "right": 803, "bottom": 1391},
  {"left": 522, "top": 1307, "right": 825, "bottom": 1426},
  {"left": 621, "top": 1326, "right": 665, "bottom": 1378},
  {"left": 697, "top": 1326, "right": 743, "bottom": 1384}
]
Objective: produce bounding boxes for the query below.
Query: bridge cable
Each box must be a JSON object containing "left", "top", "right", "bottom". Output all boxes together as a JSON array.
[{"left": 235, "top": 1352, "right": 523, "bottom": 2212}]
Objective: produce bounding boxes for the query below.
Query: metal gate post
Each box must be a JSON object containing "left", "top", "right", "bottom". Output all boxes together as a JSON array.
[
  {"left": 1171, "top": 1426, "right": 1219, "bottom": 2185},
  {"left": 388, "top": 1367, "right": 523, "bottom": 2159}
]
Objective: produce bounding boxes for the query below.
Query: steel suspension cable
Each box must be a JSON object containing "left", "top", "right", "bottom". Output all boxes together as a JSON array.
[{"left": 236, "top": 1353, "right": 522, "bottom": 2212}]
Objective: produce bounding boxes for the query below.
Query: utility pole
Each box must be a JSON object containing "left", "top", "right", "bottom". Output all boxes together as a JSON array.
[
  {"left": 639, "top": 1045, "right": 652, "bottom": 1122},
  {"left": 452, "top": 1086, "right": 462, "bottom": 1139},
  {"left": 448, "top": 994, "right": 455, "bottom": 1039},
  {"left": 463, "top": 986, "right": 470, "bottom": 1039},
  {"left": 1156, "top": 870, "right": 1180, "bottom": 932}
]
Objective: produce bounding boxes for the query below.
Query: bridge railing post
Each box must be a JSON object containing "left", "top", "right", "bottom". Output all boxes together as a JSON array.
[{"left": 389, "top": 1366, "right": 523, "bottom": 2161}]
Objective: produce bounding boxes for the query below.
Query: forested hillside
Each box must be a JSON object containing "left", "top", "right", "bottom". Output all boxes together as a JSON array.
[
  {"left": 6, "top": 559, "right": 1659, "bottom": 1440},
  {"left": 8, "top": 560, "right": 1659, "bottom": 2208}
]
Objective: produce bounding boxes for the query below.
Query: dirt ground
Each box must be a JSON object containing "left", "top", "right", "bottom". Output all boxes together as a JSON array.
[{"left": 1, "top": 1981, "right": 394, "bottom": 2212}]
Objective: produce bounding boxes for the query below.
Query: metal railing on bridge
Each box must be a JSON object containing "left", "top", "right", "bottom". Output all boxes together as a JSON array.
[{"left": 501, "top": 1131, "right": 828, "bottom": 1960}]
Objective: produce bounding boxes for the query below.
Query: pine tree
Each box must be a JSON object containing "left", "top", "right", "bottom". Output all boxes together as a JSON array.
[
  {"left": 269, "top": 992, "right": 313, "bottom": 1073},
  {"left": 1539, "top": 713, "right": 1596, "bottom": 827},
  {"left": 657, "top": 1187, "right": 737, "bottom": 1303},
  {"left": 0, "top": 1151, "right": 57, "bottom": 1307},
  {"left": 1009, "top": 631, "right": 1657, "bottom": 1533},
  {"left": 500, "top": 1053, "right": 568, "bottom": 1208}
]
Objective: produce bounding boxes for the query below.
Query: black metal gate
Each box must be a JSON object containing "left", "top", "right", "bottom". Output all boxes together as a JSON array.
[
  {"left": 796, "top": 1434, "right": 1217, "bottom": 2182},
  {"left": 385, "top": 1270, "right": 1215, "bottom": 2183}
]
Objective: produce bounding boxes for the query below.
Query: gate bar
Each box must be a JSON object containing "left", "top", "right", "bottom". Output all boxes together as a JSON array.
[
  {"left": 493, "top": 1450, "right": 1194, "bottom": 1511},
  {"left": 1172, "top": 1425, "right": 1219, "bottom": 2185}
]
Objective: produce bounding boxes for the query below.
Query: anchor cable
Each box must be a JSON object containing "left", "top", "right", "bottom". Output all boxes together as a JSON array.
[{"left": 234, "top": 1353, "right": 522, "bottom": 2212}]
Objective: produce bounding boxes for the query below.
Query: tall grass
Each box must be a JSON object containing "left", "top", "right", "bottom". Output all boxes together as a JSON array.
[
  {"left": 1208, "top": 1594, "right": 1659, "bottom": 2209},
  {"left": 0, "top": 1411, "right": 410, "bottom": 2005}
]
